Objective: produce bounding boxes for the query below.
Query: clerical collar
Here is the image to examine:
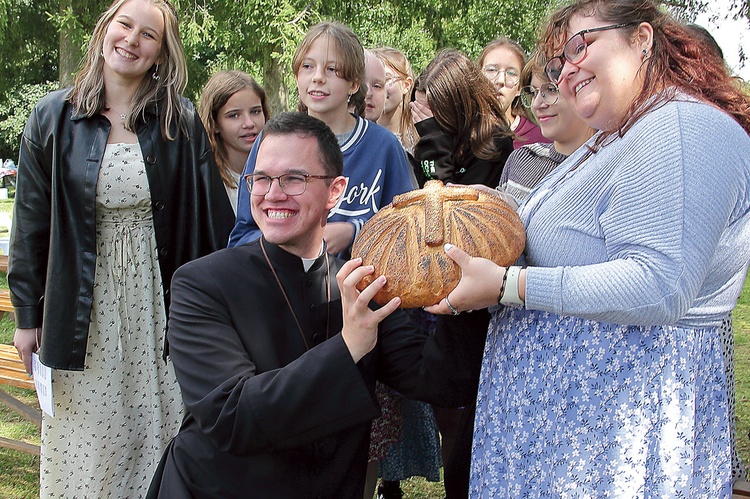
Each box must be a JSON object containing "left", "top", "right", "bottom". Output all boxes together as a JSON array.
[{"left": 301, "top": 241, "right": 326, "bottom": 272}]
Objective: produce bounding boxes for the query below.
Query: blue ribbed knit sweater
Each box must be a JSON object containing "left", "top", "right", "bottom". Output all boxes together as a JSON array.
[{"left": 519, "top": 96, "right": 750, "bottom": 328}]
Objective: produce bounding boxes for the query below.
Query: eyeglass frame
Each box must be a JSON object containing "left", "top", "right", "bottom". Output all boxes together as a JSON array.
[
  {"left": 384, "top": 75, "right": 403, "bottom": 88},
  {"left": 519, "top": 82, "right": 560, "bottom": 108},
  {"left": 244, "top": 172, "right": 335, "bottom": 196},
  {"left": 481, "top": 65, "right": 521, "bottom": 87},
  {"left": 544, "top": 22, "right": 639, "bottom": 82}
]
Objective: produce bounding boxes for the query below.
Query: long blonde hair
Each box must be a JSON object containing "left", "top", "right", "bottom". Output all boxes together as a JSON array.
[
  {"left": 372, "top": 46, "right": 418, "bottom": 151},
  {"left": 199, "top": 70, "right": 270, "bottom": 189},
  {"left": 67, "top": 0, "right": 188, "bottom": 140}
]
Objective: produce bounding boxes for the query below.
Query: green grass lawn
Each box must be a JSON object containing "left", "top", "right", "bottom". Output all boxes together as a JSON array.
[{"left": 1, "top": 273, "right": 749, "bottom": 498}]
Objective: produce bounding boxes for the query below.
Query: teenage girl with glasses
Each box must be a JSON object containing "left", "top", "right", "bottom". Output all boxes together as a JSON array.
[
  {"left": 478, "top": 37, "right": 551, "bottom": 149},
  {"left": 498, "top": 49, "right": 595, "bottom": 203}
]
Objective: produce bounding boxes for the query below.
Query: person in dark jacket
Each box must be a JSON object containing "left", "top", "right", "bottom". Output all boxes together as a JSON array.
[
  {"left": 9, "top": 0, "right": 234, "bottom": 496},
  {"left": 147, "top": 112, "right": 485, "bottom": 499},
  {"left": 409, "top": 47, "right": 514, "bottom": 499},
  {"left": 410, "top": 48, "right": 513, "bottom": 189}
]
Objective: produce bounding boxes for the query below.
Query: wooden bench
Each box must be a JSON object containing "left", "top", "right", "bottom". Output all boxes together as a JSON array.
[
  {"left": 0, "top": 254, "right": 12, "bottom": 320},
  {"left": 0, "top": 343, "right": 40, "bottom": 455}
]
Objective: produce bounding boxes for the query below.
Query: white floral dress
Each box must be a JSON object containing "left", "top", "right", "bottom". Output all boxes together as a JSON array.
[{"left": 40, "top": 143, "right": 184, "bottom": 498}]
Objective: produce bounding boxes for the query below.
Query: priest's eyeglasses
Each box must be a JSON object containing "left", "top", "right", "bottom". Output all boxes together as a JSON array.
[
  {"left": 545, "top": 22, "right": 638, "bottom": 82},
  {"left": 519, "top": 83, "right": 560, "bottom": 108},
  {"left": 245, "top": 173, "right": 334, "bottom": 196}
]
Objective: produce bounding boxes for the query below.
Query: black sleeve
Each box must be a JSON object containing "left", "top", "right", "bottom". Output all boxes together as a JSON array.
[
  {"left": 414, "top": 117, "right": 458, "bottom": 186},
  {"left": 167, "top": 262, "right": 379, "bottom": 456}
]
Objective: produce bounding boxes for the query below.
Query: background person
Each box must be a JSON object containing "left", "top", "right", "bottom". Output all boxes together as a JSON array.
[
  {"left": 9, "top": 0, "right": 234, "bottom": 496},
  {"left": 410, "top": 47, "right": 514, "bottom": 499},
  {"left": 411, "top": 48, "right": 513, "bottom": 189},
  {"left": 498, "top": 48, "right": 595, "bottom": 203},
  {"left": 427, "top": 0, "right": 750, "bottom": 495},
  {"left": 199, "top": 69, "right": 270, "bottom": 214},
  {"left": 228, "top": 22, "right": 413, "bottom": 259},
  {"left": 373, "top": 47, "right": 419, "bottom": 153},
  {"left": 478, "top": 37, "right": 551, "bottom": 149},
  {"left": 364, "top": 49, "right": 386, "bottom": 122}
]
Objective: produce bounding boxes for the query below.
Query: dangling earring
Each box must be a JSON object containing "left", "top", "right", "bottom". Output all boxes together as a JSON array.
[
  {"left": 152, "top": 64, "right": 160, "bottom": 81},
  {"left": 347, "top": 93, "right": 352, "bottom": 104},
  {"left": 641, "top": 49, "right": 648, "bottom": 61}
]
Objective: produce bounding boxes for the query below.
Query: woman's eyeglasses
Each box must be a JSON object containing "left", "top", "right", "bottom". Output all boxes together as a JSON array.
[
  {"left": 519, "top": 83, "right": 560, "bottom": 108},
  {"left": 482, "top": 65, "right": 520, "bottom": 87},
  {"left": 544, "top": 22, "right": 638, "bottom": 82},
  {"left": 384, "top": 76, "right": 402, "bottom": 88},
  {"left": 245, "top": 173, "right": 334, "bottom": 196}
]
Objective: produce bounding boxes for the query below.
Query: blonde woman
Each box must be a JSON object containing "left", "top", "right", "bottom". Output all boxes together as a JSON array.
[{"left": 10, "top": 0, "right": 234, "bottom": 495}]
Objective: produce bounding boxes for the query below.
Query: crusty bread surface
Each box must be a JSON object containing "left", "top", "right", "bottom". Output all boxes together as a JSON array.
[{"left": 351, "top": 180, "right": 525, "bottom": 307}]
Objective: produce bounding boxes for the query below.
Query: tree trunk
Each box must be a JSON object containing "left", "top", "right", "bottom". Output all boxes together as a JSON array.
[
  {"left": 263, "top": 48, "right": 290, "bottom": 116},
  {"left": 58, "top": 0, "right": 78, "bottom": 87}
]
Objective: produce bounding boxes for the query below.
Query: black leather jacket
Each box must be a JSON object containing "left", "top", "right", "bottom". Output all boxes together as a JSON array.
[{"left": 8, "top": 88, "right": 235, "bottom": 370}]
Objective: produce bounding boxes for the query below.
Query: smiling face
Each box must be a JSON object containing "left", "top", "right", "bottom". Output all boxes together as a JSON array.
[
  {"left": 250, "top": 133, "right": 346, "bottom": 258},
  {"left": 529, "top": 74, "right": 594, "bottom": 154},
  {"left": 216, "top": 87, "right": 266, "bottom": 170},
  {"left": 102, "top": 0, "right": 164, "bottom": 83},
  {"left": 296, "top": 35, "right": 359, "bottom": 125},
  {"left": 556, "top": 15, "right": 651, "bottom": 131},
  {"left": 364, "top": 52, "right": 386, "bottom": 121},
  {"left": 481, "top": 46, "right": 523, "bottom": 114}
]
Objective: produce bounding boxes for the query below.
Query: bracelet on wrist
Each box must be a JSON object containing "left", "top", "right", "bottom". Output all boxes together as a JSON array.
[
  {"left": 499, "top": 265, "right": 525, "bottom": 306},
  {"left": 497, "top": 267, "right": 509, "bottom": 306}
]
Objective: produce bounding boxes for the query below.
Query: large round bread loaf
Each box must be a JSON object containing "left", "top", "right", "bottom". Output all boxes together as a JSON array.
[{"left": 351, "top": 180, "right": 525, "bottom": 308}]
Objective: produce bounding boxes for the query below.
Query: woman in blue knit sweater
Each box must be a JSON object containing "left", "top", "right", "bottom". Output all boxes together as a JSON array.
[{"left": 427, "top": 0, "right": 750, "bottom": 496}]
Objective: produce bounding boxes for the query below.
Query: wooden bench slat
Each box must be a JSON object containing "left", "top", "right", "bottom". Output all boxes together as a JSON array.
[
  {"left": 0, "top": 388, "right": 40, "bottom": 427},
  {"left": 0, "top": 344, "right": 34, "bottom": 390},
  {"left": 0, "top": 289, "right": 13, "bottom": 312},
  {"left": 0, "top": 436, "right": 40, "bottom": 456}
]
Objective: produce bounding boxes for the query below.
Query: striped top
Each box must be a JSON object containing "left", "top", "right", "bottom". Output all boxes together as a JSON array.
[{"left": 498, "top": 142, "right": 567, "bottom": 201}]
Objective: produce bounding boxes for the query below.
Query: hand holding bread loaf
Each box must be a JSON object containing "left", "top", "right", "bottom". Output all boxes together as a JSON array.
[{"left": 351, "top": 180, "right": 525, "bottom": 308}]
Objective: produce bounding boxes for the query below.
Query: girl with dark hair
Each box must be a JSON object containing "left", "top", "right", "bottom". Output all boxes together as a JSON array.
[
  {"left": 199, "top": 70, "right": 269, "bottom": 214},
  {"left": 427, "top": 0, "right": 750, "bottom": 495},
  {"left": 411, "top": 48, "right": 513, "bottom": 188}
]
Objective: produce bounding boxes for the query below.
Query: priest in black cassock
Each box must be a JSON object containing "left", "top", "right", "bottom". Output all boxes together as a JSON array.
[{"left": 147, "top": 112, "right": 485, "bottom": 499}]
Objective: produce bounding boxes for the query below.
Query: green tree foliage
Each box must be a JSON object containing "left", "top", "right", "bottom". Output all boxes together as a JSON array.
[{"left": 0, "top": 0, "right": 741, "bottom": 159}]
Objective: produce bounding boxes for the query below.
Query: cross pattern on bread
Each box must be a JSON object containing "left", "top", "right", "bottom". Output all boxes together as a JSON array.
[{"left": 392, "top": 180, "right": 479, "bottom": 246}]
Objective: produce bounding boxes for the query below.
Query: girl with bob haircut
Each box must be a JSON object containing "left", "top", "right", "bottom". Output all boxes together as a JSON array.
[
  {"left": 229, "top": 22, "right": 413, "bottom": 257},
  {"left": 10, "top": 0, "right": 235, "bottom": 496},
  {"left": 426, "top": 0, "right": 750, "bottom": 496},
  {"left": 199, "top": 70, "right": 270, "bottom": 213}
]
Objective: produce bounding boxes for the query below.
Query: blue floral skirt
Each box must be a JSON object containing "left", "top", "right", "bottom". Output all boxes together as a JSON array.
[{"left": 470, "top": 307, "right": 732, "bottom": 498}]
